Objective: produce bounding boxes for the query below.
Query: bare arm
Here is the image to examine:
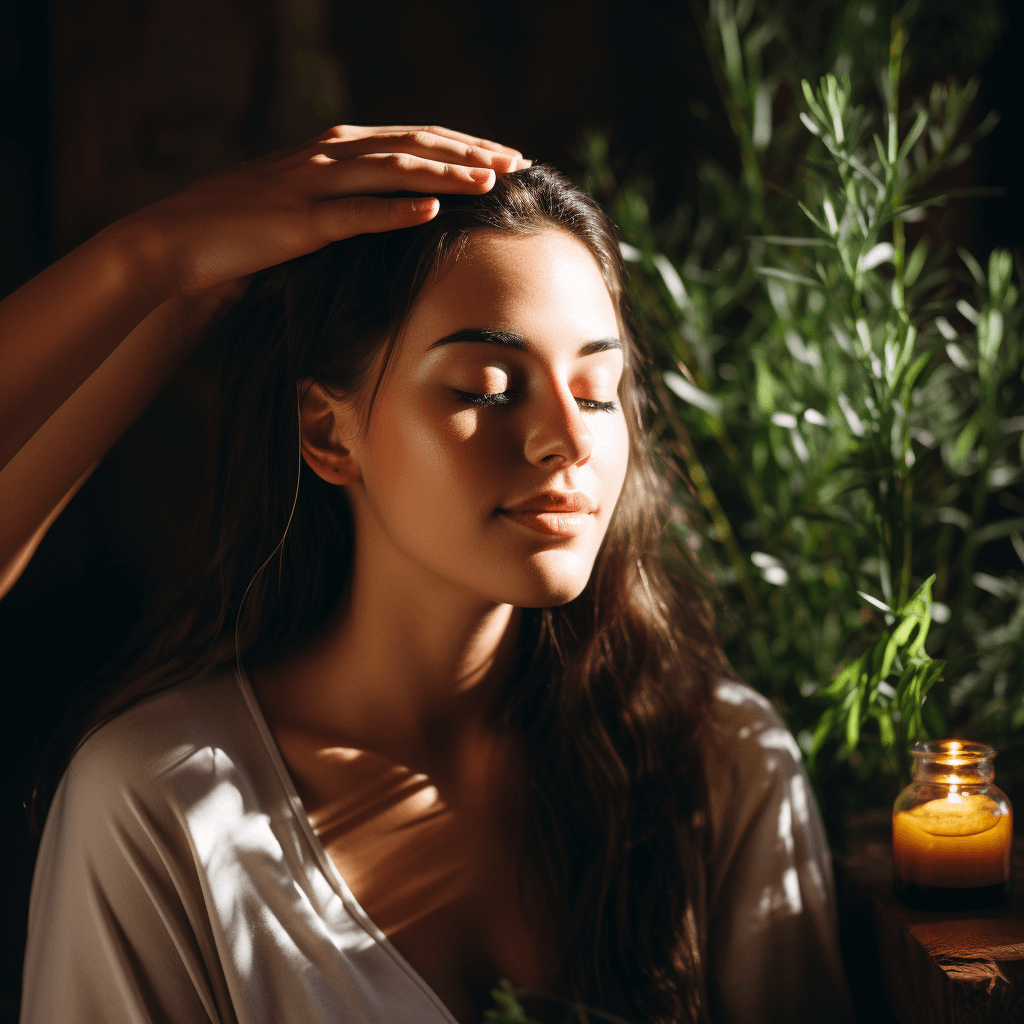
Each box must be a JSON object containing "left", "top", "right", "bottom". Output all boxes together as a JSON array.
[
  {"left": 0, "top": 124, "right": 527, "bottom": 597},
  {"left": 0, "top": 225, "right": 175, "bottom": 470},
  {"left": 0, "top": 286, "right": 243, "bottom": 601}
]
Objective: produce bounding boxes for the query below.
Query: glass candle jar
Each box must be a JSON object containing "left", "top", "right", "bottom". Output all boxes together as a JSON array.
[{"left": 893, "top": 740, "right": 1012, "bottom": 910}]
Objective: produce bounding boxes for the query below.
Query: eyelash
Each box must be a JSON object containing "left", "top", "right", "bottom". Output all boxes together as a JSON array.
[{"left": 454, "top": 390, "right": 618, "bottom": 413}]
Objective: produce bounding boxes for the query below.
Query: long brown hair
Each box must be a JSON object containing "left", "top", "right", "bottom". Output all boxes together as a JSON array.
[{"left": 63, "top": 166, "right": 726, "bottom": 1022}]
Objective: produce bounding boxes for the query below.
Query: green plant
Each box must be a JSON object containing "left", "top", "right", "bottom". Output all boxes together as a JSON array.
[
  {"left": 483, "top": 979, "right": 636, "bottom": 1024},
  {"left": 581, "top": 0, "right": 1023, "bottom": 833}
]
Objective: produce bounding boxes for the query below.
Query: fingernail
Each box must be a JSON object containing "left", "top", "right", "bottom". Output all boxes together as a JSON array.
[
  {"left": 412, "top": 198, "right": 437, "bottom": 212},
  {"left": 469, "top": 167, "right": 494, "bottom": 183}
]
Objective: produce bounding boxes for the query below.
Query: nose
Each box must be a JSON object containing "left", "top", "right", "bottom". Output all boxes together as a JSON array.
[{"left": 522, "top": 383, "right": 594, "bottom": 468}]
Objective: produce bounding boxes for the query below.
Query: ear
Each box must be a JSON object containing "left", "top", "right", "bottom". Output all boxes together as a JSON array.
[{"left": 299, "top": 380, "right": 362, "bottom": 485}]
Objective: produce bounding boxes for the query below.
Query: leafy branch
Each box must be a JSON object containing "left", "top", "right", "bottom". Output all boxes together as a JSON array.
[
  {"left": 807, "top": 575, "right": 945, "bottom": 775},
  {"left": 579, "top": 0, "right": 1023, "bottom": 829}
]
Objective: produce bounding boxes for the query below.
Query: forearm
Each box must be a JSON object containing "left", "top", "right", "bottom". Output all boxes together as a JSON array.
[
  {"left": 0, "top": 288, "right": 237, "bottom": 597},
  {"left": 0, "top": 219, "right": 175, "bottom": 470}
]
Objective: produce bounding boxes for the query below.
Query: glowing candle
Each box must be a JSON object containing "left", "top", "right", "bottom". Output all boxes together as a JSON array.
[{"left": 892, "top": 740, "right": 1012, "bottom": 911}]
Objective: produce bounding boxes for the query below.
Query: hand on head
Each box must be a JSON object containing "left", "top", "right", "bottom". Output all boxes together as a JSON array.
[
  {"left": 126, "top": 124, "right": 532, "bottom": 296},
  {"left": 0, "top": 123, "right": 528, "bottom": 595}
]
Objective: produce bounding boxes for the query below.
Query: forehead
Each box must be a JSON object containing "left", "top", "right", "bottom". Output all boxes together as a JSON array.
[{"left": 399, "top": 228, "right": 619, "bottom": 353}]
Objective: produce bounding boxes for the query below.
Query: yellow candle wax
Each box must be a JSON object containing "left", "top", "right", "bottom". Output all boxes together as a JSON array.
[{"left": 892, "top": 791, "right": 1012, "bottom": 889}]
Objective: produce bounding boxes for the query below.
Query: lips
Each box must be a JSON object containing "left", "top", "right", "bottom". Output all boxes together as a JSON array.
[
  {"left": 498, "top": 491, "right": 597, "bottom": 537},
  {"left": 500, "top": 491, "right": 597, "bottom": 515}
]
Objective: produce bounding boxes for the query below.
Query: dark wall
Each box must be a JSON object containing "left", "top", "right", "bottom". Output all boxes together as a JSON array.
[
  {"left": 1, "top": 0, "right": 1021, "bottom": 1020},
  {"left": 975, "top": 0, "right": 1024, "bottom": 257}
]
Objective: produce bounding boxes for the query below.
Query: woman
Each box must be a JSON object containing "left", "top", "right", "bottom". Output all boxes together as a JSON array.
[{"left": 2, "top": 125, "right": 853, "bottom": 1024}]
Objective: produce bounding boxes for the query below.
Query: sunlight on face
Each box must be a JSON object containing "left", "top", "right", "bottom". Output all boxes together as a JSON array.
[{"left": 350, "top": 228, "right": 630, "bottom": 608}]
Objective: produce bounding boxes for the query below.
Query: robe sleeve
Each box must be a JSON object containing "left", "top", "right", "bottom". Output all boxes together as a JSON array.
[
  {"left": 703, "top": 681, "right": 856, "bottom": 1024},
  {"left": 20, "top": 747, "right": 229, "bottom": 1024}
]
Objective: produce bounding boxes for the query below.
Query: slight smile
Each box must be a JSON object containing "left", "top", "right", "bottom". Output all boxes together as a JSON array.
[{"left": 498, "top": 510, "right": 594, "bottom": 537}]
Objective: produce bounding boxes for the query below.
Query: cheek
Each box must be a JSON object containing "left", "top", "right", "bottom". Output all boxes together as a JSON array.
[
  {"left": 365, "top": 393, "right": 498, "bottom": 530},
  {"left": 362, "top": 382, "right": 631, "bottom": 574},
  {"left": 591, "top": 415, "right": 631, "bottom": 500}
]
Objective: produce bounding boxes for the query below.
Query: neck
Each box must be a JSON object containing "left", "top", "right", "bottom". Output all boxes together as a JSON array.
[{"left": 254, "top": 526, "right": 525, "bottom": 779}]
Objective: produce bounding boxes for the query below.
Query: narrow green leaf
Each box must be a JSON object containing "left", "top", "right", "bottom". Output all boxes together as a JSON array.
[
  {"left": 846, "top": 687, "right": 864, "bottom": 751},
  {"left": 811, "top": 707, "right": 839, "bottom": 754},
  {"left": 989, "top": 249, "right": 1013, "bottom": 304},
  {"left": 958, "top": 246, "right": 986, "bottom": 287},
  {"left": 978, "top": 309, "right": 1005, "bottom": 373},
  {"left": 871, "top": 631, "right": 891, "bottom": 678},
  {"left": 754, "top": 266, "right": 820, "bottom": 287},
  {"left": 904, "top": 236, "right": 929, "bottom": 288},
  {"left": 878, "top": 710, "right": 895, "bottom": 747},
  {"left": 817, "top": 654, "right": 865, "bottom": 699},
  {"left": 849, "top": 154, "right": 885, "bottom": 192},
  {"left": 747, "top": 235, "right": 833, "bottom": 247},
  {"left": 948, "top": 415, "right": 981, "bottom": 473},
  {"left": 717, "top": 6, "right": 745, "bottom": 98},
  {"left": 897, "top": 350, "right": 932, "bottom": 397},
  {"left": 920, "top": 660, "right": 946, "bottom": 697},
  {"left": 897, "top": 109, "right": 929, "bottom": 164},
  {"left": 881, "top": 617, "right": 917, "bottom": 679},
  {"left": 873, "top": 133, "right": 888, "bottom": 170},
  {"left": 801, "top": 79, "right": 826, "bottom": 121},
  {"left": 975, "top": 518, "right": 1024, "bottom": 544},
  {"left": 797, "top": 201, "right": 830, "bottom": 235},
  {"left": 895, "top": 659, "right": 917, "bottom": 699}
]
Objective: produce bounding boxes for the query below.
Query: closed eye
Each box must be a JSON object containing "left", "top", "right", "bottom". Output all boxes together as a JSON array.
[{"left": 453, "top": 390, "right": 617, "bottom": 412}]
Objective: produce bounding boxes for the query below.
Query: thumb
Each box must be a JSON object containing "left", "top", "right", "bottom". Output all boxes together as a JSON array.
[{"left": 314, "top": 195, "right": 439, "bottom": 240}]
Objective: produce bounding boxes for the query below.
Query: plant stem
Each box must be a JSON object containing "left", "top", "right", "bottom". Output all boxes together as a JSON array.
[
  {"left": 889, "top": 15, "right": 907, "bottom": 316},
  {"left": 892, "top": 216, "right": 906, "bottom": 314},
  {"left": 898, "top": 471, "right": 913, "bottom": 609},
  {"left": 688, "top": 0, "right": 765, "bottom": 225},
  {"left": 887, "top": 15, "right": 904, "bottom": 166}
]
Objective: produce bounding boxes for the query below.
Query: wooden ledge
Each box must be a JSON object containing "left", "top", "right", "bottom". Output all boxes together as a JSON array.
[{"left": 838, "top": 836, "right": 1024, "bottom": 1024}]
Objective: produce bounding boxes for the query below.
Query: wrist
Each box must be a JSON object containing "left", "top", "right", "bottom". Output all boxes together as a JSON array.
[{"left": 91, "top": 211, "right": 184, "bottom": 304}]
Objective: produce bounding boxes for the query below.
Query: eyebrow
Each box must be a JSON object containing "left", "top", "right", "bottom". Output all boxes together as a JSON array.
[{"left": 427, "top": 328, "right": 621, "bottom": 358}]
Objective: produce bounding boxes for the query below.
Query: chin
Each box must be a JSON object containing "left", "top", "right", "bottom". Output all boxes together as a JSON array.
[
  {"left": 528, "top": 587, "right": 588, "bottom": 609},
  {"left": 496, "top": 555, "right": 595, "bottom": 609}
]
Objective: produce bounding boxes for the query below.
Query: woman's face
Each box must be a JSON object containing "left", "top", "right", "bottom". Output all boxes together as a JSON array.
[{"left": 331, "top": 227, "right": 630, "bottom": 609}]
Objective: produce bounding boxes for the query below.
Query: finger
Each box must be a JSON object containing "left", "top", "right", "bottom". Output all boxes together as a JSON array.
[
  {"left": 365, "top": 124, "right": 523, "bottom": 159},
  {"left": 313, "top": 195, "right": 438, "bottom": 240},
  {"left": 422, "top": 125, "right": 523, "bottom": 159},
  {"left": 337, "top": 152, "right": 498, "bottom": 195},
  {"left": 321, "top": 129, "right": 519, "bottom": 173}
]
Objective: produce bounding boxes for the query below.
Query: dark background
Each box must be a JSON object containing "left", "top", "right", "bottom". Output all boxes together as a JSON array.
[{"left": 1, "top": 0, "right": 1021, "bottom": 1019}]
